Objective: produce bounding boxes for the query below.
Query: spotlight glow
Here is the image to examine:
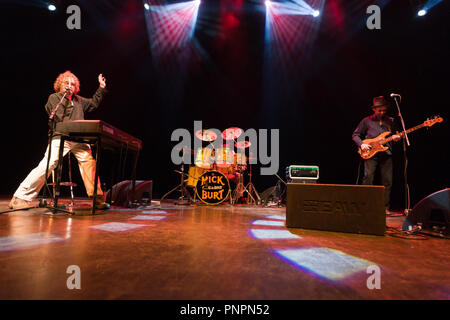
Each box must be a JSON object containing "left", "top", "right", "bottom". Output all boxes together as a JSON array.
[
  {"left": 417, "top": 9, "right": 427, "bottom": 16},
  {"left": 145, "top": 0, "right": 201, "bottom": 56},
  {"left": 144, "top": 3, "right": 150, "bottom": 11},
  {"left": 48, "top": 4, "right": 56, "bottom": 11},
  {"left": 312, "top": 10, "right": 320, "bottom": 17},
  {"left": 265, "top": 0, "right": 271, "bottom": 6}
]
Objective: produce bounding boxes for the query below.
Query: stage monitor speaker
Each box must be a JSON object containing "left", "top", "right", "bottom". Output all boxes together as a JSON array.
[
  {"left": 286, "top": 183, "right": 385, "bottom": 236},
  {"left": 402, "top": 188, "right": 450, "bottom": 234},
  {"left": 106, "top": 180, "right": 152, "bottom": 207}
]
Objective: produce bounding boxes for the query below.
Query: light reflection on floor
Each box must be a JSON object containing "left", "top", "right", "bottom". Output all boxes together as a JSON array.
[
  {"left": 274, "top": 247, "right": 376, "bottom": 280},
  {"left": 89, "top": 222, "right": 149, "bottom": 232},
  {"left": 131, "top": 215, "right": 167, "bottom": 221},
  {"left": 251, "top": 219, "right": 285, "bottom": 226},
  {"left": 0, "top": 233, "right": 65, "bottom": 252},
  {"left": 249, "top": 229, "right": 301, "bottom": 240}
]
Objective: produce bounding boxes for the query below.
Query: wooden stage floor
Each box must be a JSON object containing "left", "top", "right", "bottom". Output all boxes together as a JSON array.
[{"left": 0, "top": 197, "right": 449, "bottom": 300}]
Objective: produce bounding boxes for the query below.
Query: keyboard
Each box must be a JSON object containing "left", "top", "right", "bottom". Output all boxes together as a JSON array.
[{"left": 55, "top": 120, "right": 142, "bottom": 151}]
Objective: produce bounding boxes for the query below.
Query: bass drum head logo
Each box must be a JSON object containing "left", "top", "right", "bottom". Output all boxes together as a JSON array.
[{"left": 195, "top": 170, "right": 230, "bottom": 205}]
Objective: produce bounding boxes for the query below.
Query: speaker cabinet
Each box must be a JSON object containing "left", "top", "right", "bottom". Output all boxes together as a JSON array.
[
  {"left": 402, "top": 188, "right": 450, "bottom": 234},
  {"left": 286, "top": 183, "right": 385, "bottom": 236},
  {"left": 106, "top": 180, "right": 153, "bottom": 207}
]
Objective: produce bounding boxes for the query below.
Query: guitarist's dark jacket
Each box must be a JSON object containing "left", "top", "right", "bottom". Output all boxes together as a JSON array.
[{"left": 352, "top": 114, "right": 396, "bottom": 156}]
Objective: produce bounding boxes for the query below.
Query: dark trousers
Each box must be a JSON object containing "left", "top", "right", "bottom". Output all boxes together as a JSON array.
[{"left": 362, "top": 153, "right": 393, "bottom": 210}]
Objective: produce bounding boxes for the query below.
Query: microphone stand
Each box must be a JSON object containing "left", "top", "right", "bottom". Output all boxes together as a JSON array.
[
  {"left": 1, "top": 91, "right": 73, "bottom": 214},
  {"left": 392, "top": 95, "right": 411, "bottom": 215},
  {"left": 43, "top": 91, "right": 72, "bottom": 214}
]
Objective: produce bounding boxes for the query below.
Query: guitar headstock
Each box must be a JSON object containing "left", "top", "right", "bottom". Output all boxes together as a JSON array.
[{"left": 424, "top": 116, "right": 443, "bottom": 127}]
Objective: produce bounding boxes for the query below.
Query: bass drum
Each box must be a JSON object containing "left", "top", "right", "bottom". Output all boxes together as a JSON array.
[{"left": 195, "top": 170, "right": 230, "bottom": 205}]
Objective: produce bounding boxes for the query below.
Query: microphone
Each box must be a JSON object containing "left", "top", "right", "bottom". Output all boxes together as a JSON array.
[{"left": 390, "top": 93, "right": 401, "bottom": 98}]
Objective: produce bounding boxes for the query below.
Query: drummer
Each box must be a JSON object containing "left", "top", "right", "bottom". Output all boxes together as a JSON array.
[{"left": 215, "top": 145, "right": 242, "bottom": 184}]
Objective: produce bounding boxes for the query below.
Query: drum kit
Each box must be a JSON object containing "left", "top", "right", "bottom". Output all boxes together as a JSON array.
[{"left": 161, "top": 127, "right": 261, "bottom": 205}]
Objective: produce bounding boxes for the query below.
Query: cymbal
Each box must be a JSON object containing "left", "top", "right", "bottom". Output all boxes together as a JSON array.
[
  {"left": 235, "top": 141, "right": 251, "bottom": 149},
  {"left": 222, "top": 127, "right": 243, "bottom": 140},
  {"left": 195, "top": 129, "right": 218, "bottom": 142}
]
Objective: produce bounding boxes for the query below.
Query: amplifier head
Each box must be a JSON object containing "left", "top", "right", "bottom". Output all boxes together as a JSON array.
[{"left": 286, "top": 165, "right": 319, "bottom": 183}]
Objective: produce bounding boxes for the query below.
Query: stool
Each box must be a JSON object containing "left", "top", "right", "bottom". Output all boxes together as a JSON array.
[{"left": 49, "top": 151, "right": 77, "bottom": 207}]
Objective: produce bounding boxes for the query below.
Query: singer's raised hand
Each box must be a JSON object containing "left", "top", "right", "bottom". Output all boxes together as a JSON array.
[{"left": 98, "top": 74, "right": 106, "bottom": 88}]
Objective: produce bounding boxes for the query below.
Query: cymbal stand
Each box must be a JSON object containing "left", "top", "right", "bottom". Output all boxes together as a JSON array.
[
  {"left": 230, "top": 168, "right": 245, "bottom": 204},
  {"left": 160, "top": 161, "right": 192, "bottom": 205},
  {"left": 229, "top": 138, "right": 244, "bottom": 204},
  {"left": 245, "top": 162, "right": 260, "bottom": 205}
]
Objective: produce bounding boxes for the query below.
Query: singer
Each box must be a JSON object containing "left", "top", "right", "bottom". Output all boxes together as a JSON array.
[
  {"left": 8, "top": 71, "right": 109, "bottom": 210},
  {"left": 352, "top": 96, "right": 401, "bottom": 214}
]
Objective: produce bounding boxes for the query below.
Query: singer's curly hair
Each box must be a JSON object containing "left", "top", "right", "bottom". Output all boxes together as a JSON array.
[{"left": 53, "top": 71, "right": 80, "bottom": 94}]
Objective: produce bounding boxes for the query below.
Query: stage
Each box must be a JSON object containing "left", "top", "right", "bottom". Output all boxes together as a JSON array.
[{"left": 1, "top": 197, "right": 449, "bottom": 300}]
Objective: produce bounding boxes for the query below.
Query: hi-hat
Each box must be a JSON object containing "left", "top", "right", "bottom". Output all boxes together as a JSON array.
[
  {"left": 222, "top": 127, "right": 243, "bottom": 140},
  {"left": 235, "top": 141, "right": 251, "bottom": 149},
  {"left": 195, "top": 129, "right": 218, "bottom": 142}
]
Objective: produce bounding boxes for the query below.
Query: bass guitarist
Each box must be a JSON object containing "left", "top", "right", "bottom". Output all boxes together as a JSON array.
[{"left": 352, "top": 96, "right": 401, "bottom": 214}]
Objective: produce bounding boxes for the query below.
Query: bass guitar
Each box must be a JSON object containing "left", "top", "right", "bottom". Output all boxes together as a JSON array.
[{"left": 358, "top": 116, "right": 443, "bottom": 159}]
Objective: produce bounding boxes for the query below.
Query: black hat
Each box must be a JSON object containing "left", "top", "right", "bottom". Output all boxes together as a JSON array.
[{"left": 371, "top": 96, "right": 389, "bottom": 108}]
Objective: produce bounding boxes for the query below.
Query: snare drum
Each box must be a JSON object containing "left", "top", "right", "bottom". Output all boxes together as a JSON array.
[
  {"left": 187, "top": 166, "right": 207, "bottom": 187},
  {"left": 195, "top": 147, "right": 214, "bottom": 169},
  {"left": 214, "top": 148, "right": 235, "bottom": 168},
  {"left": 216, "top": 166, "right": 239, "bottom": 182}
]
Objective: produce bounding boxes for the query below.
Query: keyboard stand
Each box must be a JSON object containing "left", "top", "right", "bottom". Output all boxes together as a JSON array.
[{"left": 54, "top": 133, "right": 140, "bottom": 215}]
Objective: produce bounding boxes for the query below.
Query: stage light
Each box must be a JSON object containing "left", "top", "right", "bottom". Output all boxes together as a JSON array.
[
  {"left": 144, "top": 3, "right": 150, "bottom": 11},
  {"left": 47, "top": 4, "right": 56, "bottom": 11},
  {"left": 312, "top": 10, "right": 320, "bottom": 17},
  {"left": 265, "top": 1, "right": 271, "bottom": 7},
  {"left": 417, "top": 9, "right": 427, "bottom": 16}
]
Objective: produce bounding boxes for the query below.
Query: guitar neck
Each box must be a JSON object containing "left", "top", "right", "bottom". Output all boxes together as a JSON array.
[{"left": 384, "top": 123, "right": 426, "bottom": 143}]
